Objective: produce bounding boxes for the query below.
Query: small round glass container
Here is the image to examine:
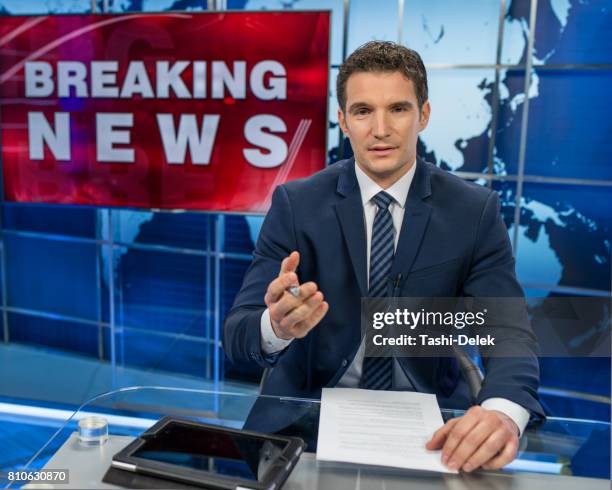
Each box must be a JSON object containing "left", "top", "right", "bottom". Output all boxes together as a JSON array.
[{"left": 78, "top": 416, "right": 109, "bottom": 445}]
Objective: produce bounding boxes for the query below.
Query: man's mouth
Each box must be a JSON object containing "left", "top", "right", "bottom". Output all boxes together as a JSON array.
[{"left": 368, "top": 145, "right": 397, "bottom": 155}]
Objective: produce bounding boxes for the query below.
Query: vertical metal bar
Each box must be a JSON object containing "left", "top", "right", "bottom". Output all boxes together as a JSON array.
[
  {"left": 213, "top": 214, "right": 224, "bottom": 385},
  {"left": 207, "top": 0, "right": 215, "bottom": 10},
  {"left": 118, "top": 240, "right": 125, "bottom": 369},
  {"left": 485, "top": 0, "right": 507, "bottom": 188},
  {"left": 0, "top": 193, "right": 7, "bottom": 343},
  {"left": 106, "top": 209, "right": 117, "bottom": 389},
  {"left": 337, "top": 0, "right": 351, "bottom": 161},
  {"left": 213, "top": 214, "right": 224, "bottom": 412},
  {"left": 397, "top": 0, "right": 404, "bottom": 45},
  {"left": 114, "top": 213, "right": 125, "bottom": 369},
  {"left": 0, "top": 88, "right": 8, "bottom": 342},
  {"left": 0, "top": 224, "right": 7, "bottom": 343},
  {"left": 91, "top": 0, "right": 97, "bottom": 13},
  {"left": 102, "top": 0, "right": 109, "bottom": 13},
  {"left": 342, "top": 0, "right": 350, "bottom": 61},
  {"left": 205, "top": 215, "right": 212, "bottom": 380},
  {"left": 0, "top": 235, "right": 8, "bottom": 343},
  {"left": 512, "top": 0, "right": 538, "bottom": 255},
  {"left": 95, "top": 210, "right": 104, "bottom": 360},
  {"left": 220, "top": 216, "right": 226, "bottom": 384}
]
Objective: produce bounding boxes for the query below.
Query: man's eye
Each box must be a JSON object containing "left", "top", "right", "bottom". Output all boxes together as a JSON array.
[
  {"left": 355, "top": 108, "right": 370, "bottom": 115},
  {"left": 392, "top": 106, "right": 407, "bottom": 112}
]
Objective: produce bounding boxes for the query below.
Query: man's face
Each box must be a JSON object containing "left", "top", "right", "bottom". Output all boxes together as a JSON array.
[{"left": 338, "top": 71, "right": 430, "bottom": 188}]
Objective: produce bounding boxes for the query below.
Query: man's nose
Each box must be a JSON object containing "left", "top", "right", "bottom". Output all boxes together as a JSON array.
[{"left": 372, "top": 111, "right": 391, "bottom": 138}]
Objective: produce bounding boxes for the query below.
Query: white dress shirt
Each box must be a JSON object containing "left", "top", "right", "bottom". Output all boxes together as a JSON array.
[{"left": 260, "top": 160, "right": 530, "bottom": 435}]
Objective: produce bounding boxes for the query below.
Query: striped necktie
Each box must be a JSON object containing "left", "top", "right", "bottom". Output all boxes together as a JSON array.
[{"left": 360, "top": 191, "right": 395, "bottom": 390}]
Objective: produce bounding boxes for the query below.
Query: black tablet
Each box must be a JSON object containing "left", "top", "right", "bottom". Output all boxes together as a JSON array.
[{"left": 109, "top": 416, "right": 306, "bottom": 490}]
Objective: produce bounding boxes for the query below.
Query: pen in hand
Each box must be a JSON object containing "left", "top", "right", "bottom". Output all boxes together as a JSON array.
[
  {"left": 266, "top": 251, "right": 329, "bottom": 340},
  {"left": 287, "top": 285, "right": 301, "bottom": 297}
]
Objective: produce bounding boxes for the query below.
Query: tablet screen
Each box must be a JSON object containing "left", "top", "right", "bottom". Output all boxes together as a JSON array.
[{"left": 131, "top": 421, "right": 289, "bottom": 482}]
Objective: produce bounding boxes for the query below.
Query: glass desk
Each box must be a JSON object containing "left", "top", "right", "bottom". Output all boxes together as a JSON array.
[{"left": 9, "top": 386, "right": 611, "bottom": 489}]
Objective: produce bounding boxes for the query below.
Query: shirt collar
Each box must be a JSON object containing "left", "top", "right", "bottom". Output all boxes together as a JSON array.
[{"left": 354, "top": 159, "right": 417, "bottom": 209}]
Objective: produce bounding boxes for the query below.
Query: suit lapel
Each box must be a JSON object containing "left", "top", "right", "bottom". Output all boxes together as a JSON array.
[
  {"left": 334, "top": 159, "right": 368, "bottom": 297},
  {"left": 390, "top": 158, "right": 433, "bottom": 281}
]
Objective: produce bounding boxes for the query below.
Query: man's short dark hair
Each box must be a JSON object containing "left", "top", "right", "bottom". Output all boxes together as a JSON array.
[{"left": 337, "top": 41, "right": 428, "bottom": 113}]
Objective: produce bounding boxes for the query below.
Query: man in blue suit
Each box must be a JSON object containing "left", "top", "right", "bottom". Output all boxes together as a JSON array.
[{"left": 223, "top": 41, "right": 543, "bottom": 472}]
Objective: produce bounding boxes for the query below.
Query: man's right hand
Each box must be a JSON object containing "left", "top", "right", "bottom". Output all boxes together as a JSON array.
[{"left": 264, "top": 251, "right": 329, "bottom": 340}]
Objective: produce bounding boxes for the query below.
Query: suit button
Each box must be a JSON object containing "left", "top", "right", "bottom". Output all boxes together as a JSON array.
[{"left": 341, "top": 359, "right": 348, "bottom": 367}]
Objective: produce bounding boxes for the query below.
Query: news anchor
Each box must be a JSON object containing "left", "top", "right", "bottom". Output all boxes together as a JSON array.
[{"left": 223, "top": 41, "right": 544, "bottom": 472}]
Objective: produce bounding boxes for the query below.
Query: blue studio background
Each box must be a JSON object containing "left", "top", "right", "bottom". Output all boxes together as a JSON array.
[{"left": 0, "top": 0, "right": 610, "bottom": 470}]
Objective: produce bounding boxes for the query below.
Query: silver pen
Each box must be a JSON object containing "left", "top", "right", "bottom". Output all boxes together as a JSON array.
[{"left": 287, "top": 285, "right": 300, "bottom": 298}]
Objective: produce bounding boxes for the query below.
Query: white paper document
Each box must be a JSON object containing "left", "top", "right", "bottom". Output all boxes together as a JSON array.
[{"left": 316, "top": 388, "right": 457, "bottom": 474}]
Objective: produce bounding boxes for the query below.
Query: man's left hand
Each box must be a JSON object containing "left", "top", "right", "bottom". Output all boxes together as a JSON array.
[{"left": 425, "top": 406, "right": 519, "bottom": 472}]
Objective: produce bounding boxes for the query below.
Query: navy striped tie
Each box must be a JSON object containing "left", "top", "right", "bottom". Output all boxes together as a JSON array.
[{"left": 360, "top": 191, "right": 395, "bottom": 390}]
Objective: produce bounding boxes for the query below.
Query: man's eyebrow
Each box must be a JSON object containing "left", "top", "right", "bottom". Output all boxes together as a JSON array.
[
  {"left": 347, "top": 101, "right": 372, "bottom": 112},
  {"left": 390, "top": 100, "right": 414, "bottom": 109}
]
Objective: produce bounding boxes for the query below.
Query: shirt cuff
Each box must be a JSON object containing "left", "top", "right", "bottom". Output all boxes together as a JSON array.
[
  {"left": 481, "top": 398, "right": 530, "bottom": 437},
  {"left": 260, "top": 308, "right": 293, "bottom": 354}
]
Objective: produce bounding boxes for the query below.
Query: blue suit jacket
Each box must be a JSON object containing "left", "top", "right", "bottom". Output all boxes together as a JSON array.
[{"left": 224, "top": 158, "right": 544, "bottom": 424}]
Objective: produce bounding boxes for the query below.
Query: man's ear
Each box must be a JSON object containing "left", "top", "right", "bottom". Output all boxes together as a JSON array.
[
  {"left": 338, "top": 108, "right": 349, "bottom": 136},
  {"left": 419, "top": 100, "right": 431, "bottom": 132}
]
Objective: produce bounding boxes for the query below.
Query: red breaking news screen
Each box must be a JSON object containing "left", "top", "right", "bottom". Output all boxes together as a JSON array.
[{"left": 0, "top": 12, "right": 330, "bottom": 212}]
